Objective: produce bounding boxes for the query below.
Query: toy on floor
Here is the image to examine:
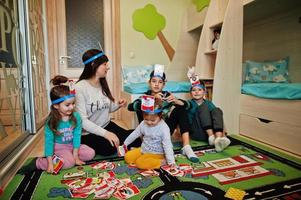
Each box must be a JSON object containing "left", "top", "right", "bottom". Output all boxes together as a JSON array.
[
  {"left": 52, "top": 155, "right": 64, "bottom": 174},
  {"left": 224, "top": 187, "right": 246, "bottom": 200}
]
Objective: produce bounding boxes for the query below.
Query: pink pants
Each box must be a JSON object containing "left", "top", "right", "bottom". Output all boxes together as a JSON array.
[{"left": 36, "top": 143, "right": 95, "bottom": 170}]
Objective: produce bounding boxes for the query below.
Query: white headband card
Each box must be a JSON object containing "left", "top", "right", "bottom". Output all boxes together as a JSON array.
[
  {"left": 154, "top": 64, "right": 164, "bottom": 77},
  {"left": 187, "top": 66, "right": 195, "bottom": 79},
  {"left": 141, "top": 95, "right": 155, "bottom": 112},
  {"left": 189, "top": 75, "right": 201, "bottom": 86},
  {"left": 68, "top": 79, "right": 76, "bottom": 94}
]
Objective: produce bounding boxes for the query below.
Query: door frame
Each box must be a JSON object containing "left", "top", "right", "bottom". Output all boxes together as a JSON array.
[{"left": 46, "top": 0, "right": 122, "bottom": 118}]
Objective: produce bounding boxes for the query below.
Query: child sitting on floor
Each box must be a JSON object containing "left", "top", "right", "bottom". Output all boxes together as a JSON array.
[
  {"left": 119, "top": 96, "right": 176, "bottom": 170},
  {"left": 185, "top": 68, "right": 231, "bottom": 152},
  {"left": 128, "top": 65, "right": 199, "bottom": 163},
  {"left": 36, "top": 75, "right": 95, "bottom": 173}
]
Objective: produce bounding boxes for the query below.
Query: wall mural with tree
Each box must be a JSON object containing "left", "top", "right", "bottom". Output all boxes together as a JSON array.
[
  {"left": 193, "top": 0, "right": 210, "bottom": 12},
  {"left": 132, "top": 4, "right": 175, "bottom": 61}
]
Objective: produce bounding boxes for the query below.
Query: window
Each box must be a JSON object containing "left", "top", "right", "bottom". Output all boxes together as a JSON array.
[{"left": 0, "top": 0, "right": 48, "bottom": 163}]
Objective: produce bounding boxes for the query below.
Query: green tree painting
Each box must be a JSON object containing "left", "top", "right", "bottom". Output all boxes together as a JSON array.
[
  {"left": 132, "top": 4, "right": 175, "bottom": 61},
  {"left": 192, "top": 0, "right": 210, "bottom": 12}
]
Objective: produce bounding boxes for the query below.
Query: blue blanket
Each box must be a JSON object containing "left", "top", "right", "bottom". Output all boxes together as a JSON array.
[{"left": 241, "top": 83, "right": 301, "bottom": 100}]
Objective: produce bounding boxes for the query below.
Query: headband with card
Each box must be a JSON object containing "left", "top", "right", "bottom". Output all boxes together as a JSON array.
[
  {"left": 187, "top": 66, "right": 205, "bottom": 90},
  {"left": 51, "top": 79, "right": 76, "bottom": 105},
  {"left": 190, "top": 75, "right": 205, "bottom": 90},
  {"left": 68, "top": 79, "right": 76, "bottom": 94},
  {"left": 153, "top": 64, "right": 165, "bottom": 79},
  {"left": 83, "top": 52, "right": 105, "bottom": 65},
  {"left": 141, "top": 95, "right": 162, "bottom": 114},
  {"left": 83, "top": 44, "right": 106, "bottom": 65}
]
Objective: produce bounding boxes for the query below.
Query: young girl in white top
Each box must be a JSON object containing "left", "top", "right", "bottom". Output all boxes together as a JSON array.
[{"left": 120, "top": 98, "right": 175, "bottom": 170}]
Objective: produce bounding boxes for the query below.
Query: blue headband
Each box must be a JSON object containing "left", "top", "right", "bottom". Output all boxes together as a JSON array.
[
  {"left": 143, "top": 109, "right": 163, "bottom": 114},
  {"left": 52, "top": 94, "right": 75, "bottom": 105},
  {"left": 150, "top": 75, "right": 165, "bottom": 81},
  {"left": 190, "top": 84, "right": 205, "bottom": 90},
  {"left": 83, "top": 52, "right": 105, "bottom": 65}
]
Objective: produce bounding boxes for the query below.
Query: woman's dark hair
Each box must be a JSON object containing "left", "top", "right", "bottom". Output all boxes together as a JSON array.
[
  {"left": 149, "top": 70, "right": 166, "bottom": 82},
  {"left": 48, "top": 75, "right": 77, "bottom": 135},
  {"left": 78, "top": 49, "right": 114, "bottom": 102}
]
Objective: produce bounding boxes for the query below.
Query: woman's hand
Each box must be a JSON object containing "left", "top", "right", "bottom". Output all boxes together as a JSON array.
[
  {"left": 118, "top": 99, "right": 127, "bottom": 108},
  {"left": 104, "top": 131, "right": 120, "bottom": 147}
]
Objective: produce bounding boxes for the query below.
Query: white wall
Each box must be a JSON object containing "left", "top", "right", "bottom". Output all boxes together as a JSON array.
[{"left": 120, "top": 0, "right": 190, "bottom": 68}]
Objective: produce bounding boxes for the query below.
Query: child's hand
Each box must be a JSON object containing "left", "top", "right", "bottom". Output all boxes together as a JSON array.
[
  {"left": 117, "top": 144, "right": 127, "bottom": 157},
  {"left": 75, "top": 157, "right": 85, "bottom": 166},
  {"left": 118, "top": 99, "right": 127, "bottom": 108},
  {"left": 169, "top": 163, "right": 177, "bottom": 169},
  {"left": 47, "top": 163, "right": 54, "bottom": 174},
  {"left": 154, "top": 93, "right": 164, "bottom": 101},
  {"left": 155, "top": 92, "right": 170, "bottom": 102},
  {"left": 165, "top": 93, "right": 177, "bottom": 103},
  {"left": 165, "top": 93, "right": 184, "bottom": 105}
]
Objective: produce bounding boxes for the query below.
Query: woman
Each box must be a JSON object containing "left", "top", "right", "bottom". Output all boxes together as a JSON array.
[{"left": 75, "top": 49, "right": 140, "bottom": 156}]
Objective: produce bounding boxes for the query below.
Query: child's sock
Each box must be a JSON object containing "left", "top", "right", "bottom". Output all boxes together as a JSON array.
[
  {"left": 221, "top": 137, "right": 231, "bottom": 149},
  {"left": 208, "top": 135, "right": 215, "bottom": 146},
  {"left": 182, "top": 145, "right": 199, "bottom": 163},
  {"left": 214, "top": 137, "right": 231, "bottom": 152},
  {"left": 214, "top": 137, "right": 223, "bottom": 152}
]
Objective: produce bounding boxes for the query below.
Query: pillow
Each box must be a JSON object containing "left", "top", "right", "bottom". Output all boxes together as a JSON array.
[
  {"left": 122, "top": 65, "right": 154, "bottom": 86},
  {"left": 245, "top": 58, "right": 289, "bottom": 83}
]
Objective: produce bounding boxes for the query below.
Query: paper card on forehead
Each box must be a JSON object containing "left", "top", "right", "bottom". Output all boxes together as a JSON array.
[
  {"left": 68, "top": 79, "right": 76, "bottom": 94},
  {"left": 189, "top": 75, "right": 201, "bottom": 86},
  {"left": 154, "top": 64, "right": 164, "bottom": 77},
  {"left": 141, "top": 95, "right": 155, "bottom": 112},
  {"left": 187, "top": 66, "right": 196, "bottom": 79}
]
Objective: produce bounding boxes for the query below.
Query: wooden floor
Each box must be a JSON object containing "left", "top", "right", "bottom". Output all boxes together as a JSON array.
[{"left": 29, "top": 133, "right": 44, "bottom": 158}]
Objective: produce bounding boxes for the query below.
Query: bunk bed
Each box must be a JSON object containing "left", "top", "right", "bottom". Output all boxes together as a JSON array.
[
  {"left": 239, "top": 0, "right": 301, "bottom": 156},
  {"left": 240, "top": 84, "right": 301, "bottom": 156}
]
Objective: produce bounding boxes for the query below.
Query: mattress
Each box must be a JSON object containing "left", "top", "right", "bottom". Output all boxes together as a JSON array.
[{"left": 241, "top": 83, "right": 301, "bottom": 100}]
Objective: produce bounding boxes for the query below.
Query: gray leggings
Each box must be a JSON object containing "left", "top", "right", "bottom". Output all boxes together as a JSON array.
[{"left": 190, "top": 103, "right": 223, "bottom": 141}]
